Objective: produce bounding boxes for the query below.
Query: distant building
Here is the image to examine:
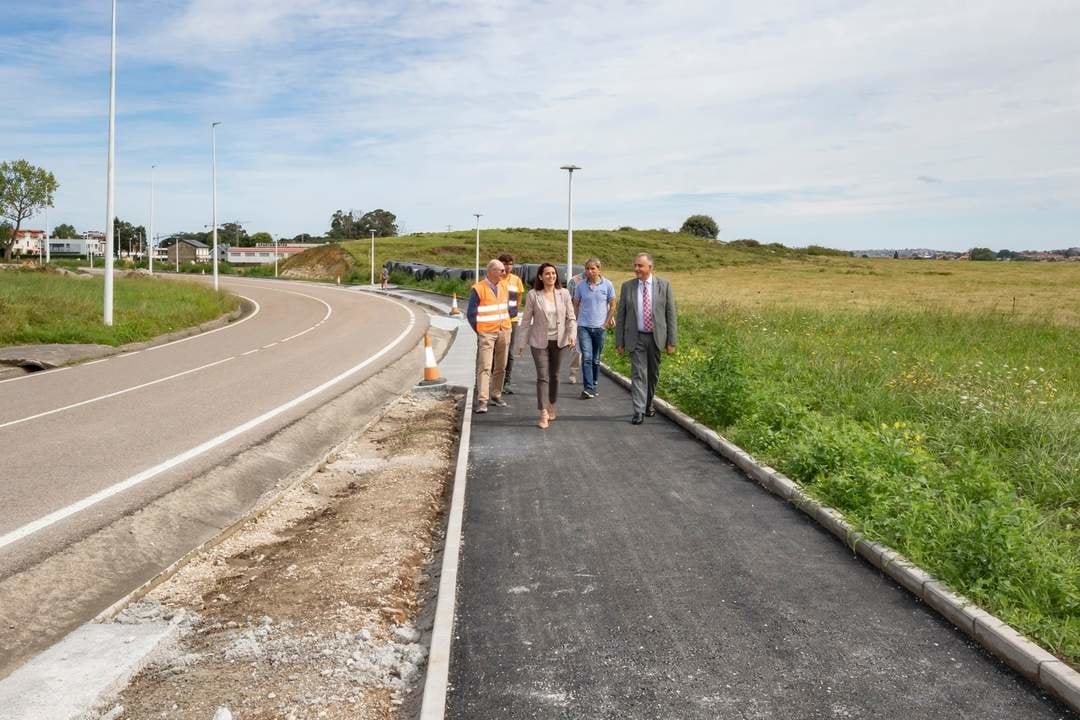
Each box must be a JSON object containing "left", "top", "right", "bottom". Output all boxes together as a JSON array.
[
  {"left": 11, "top": 229, "right": 46, "bottom": 255},
  {"left": 226, "top": 243, "right": 319, "bottom": 265},
  {"left": 165, "top": 237, "right": 211, "bottom": 264},
  {"left": 48, "top": 238, "right": 105, "bottom": 256}
]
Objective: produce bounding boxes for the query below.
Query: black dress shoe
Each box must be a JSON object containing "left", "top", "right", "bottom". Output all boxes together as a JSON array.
[
  {"left": 631, "top": 413, "right": 644, "bottom": 425},
  {"left": 645, "top": 406, "right": 656, "bottom": 417}
]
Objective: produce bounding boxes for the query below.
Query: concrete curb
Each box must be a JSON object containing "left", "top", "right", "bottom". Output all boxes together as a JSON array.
[
  {"left": 418, "top": 386, "right": 473, "bottom": 720},
  {"left": 600, "top": 362, "right": 1080, "bottom": 714}
]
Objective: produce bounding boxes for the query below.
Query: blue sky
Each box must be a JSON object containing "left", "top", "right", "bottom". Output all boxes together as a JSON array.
[{"left": 2, "top": 0, "right": 1079, "bottom": 251}]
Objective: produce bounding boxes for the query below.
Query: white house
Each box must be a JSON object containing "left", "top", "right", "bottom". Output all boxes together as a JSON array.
[{"left": 11, "top": 229, "right": 46, "bottom": 255}]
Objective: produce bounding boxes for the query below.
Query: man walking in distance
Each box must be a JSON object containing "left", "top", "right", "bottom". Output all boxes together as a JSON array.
[
  {"left": 573, "top": 257, "right": 616, "bottom": 399},
  {"left": 495, "top": 252, "right": 525, "bottom": 394},
  {"left": 467, "top": 259, "right": 513, "bottom": 413},
  {"left": 615, "top": 252, "right": 677, "bottom": 424}
]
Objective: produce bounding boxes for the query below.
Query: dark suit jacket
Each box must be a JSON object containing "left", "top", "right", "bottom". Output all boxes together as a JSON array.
[{"left": 615, "top": 275, "right": 677, "bottom": 351}]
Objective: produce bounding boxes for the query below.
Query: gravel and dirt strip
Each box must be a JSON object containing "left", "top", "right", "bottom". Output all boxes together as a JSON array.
[{"left": 89, "top": 391, "right": 461, "bottom": 720}]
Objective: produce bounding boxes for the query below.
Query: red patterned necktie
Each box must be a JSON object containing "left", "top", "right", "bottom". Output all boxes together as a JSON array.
[{"left": 642, "top": 280, "right": 654, "bottom": 331}]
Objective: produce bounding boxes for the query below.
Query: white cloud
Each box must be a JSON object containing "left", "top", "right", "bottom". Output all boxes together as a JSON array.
[{"left": 2, "top": 0, "right": 1079, "bottom": 249}]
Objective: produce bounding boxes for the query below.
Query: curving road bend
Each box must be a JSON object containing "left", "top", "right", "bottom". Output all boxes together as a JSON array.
[{"left": 0, "top": 276, "right": 427, "bottom": 578}]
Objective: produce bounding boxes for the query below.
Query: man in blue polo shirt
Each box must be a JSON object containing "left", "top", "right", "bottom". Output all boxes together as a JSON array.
[{"left": 572, "top": 257, "right": 617, "bottom": 399}]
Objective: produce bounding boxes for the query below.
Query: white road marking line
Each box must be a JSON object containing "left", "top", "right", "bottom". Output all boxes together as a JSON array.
[
  {"left": 114, "top": 351, "right": 141, "bottom": 358},
  {"left": 262, "top": 343, "right": 278, "bottom": 349},
  {"left": 83, "top": 359, "right": 109, "bottom": 366},
  {"left": 0, "top": 304, "right": 417, "bottom": 551},
  {"left": 241, "top": 349, "right": 259, "bottom": 356},
  {"left": 0, "top": 356, "right": 236, "bottom": 432},
  {"left": 0, "top": 367, "right": 71, "bottom": 386},
  {"left": 145, "top": 295, "right": 261, "bottom": 352}
]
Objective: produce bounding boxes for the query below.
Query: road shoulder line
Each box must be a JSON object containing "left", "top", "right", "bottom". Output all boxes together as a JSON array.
[{"left": 418, "top": 386, "right": 473, "bottom": 720}]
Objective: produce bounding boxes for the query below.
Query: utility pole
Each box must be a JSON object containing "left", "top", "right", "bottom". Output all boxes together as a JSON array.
[{"left": 149, "top": 164, "right": 155, "bottom": 274}]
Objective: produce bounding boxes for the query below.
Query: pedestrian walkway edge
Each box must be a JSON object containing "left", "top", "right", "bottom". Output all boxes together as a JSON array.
[
  {"left": 418, "top": 387, "right": 473, "bottom": 720},
  {"left": 600, "top": 362, "right": 1080, "bottom": 714}
]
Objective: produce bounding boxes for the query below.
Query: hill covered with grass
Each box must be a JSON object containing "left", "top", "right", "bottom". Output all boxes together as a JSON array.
[{"left": 337, "top": 228, "right": 847, "bottom": 276}]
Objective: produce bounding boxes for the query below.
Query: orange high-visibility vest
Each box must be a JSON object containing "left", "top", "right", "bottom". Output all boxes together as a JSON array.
[{"left": 472, "top": 280, "right": 511, "bottom": 333}]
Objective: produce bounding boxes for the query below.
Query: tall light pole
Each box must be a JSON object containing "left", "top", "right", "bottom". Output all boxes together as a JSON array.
[
  {"left": 44, "top": 207, "right": 50, "bottom": 265},
  {"left": 103, "top": 0, "right": 118, "bottom": 326},
  {"left": 560, "top": 165, "right": 580, "bottom": 283},
  {"left": 369, "top": 229, "right": 376, "bottom": 286},
  {"left": 148, "top": 164, "right": 155, "bottom": 274},
  {"left": 274, "top": 234, "right": 279, "bottom": 278},
  {"left": 210, "top": 121, "right": 221, "bottom": 290},
  {"left": 473, "top": 213, "right": 482, "bottom": 281}
]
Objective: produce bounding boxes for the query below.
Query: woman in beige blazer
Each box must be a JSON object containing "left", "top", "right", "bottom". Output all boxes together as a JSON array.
[{"left": 514, "top": 263, "right": 577, "bottom": 428}]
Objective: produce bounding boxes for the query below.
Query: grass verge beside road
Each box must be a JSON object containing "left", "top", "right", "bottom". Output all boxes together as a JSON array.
[{"left": 0, "top": 269, "right": 239, "bottom": 346}]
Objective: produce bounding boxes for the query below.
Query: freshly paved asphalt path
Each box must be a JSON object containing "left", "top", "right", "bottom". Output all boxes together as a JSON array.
[
  {"left": 0, "top": 276, "right": 425, "bottom": 580},
  {"left": 447, "top": 355, "right": 1075, "bottom": 718}
]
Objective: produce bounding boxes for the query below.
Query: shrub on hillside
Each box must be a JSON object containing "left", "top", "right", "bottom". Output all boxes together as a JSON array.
[{"left": 680, "top": 214, "right": 719, "bottom": 239}]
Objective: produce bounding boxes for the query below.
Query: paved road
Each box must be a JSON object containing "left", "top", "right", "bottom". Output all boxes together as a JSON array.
[
  {"left": 447, "top": 356, "right": 1075, "bottom": 718},
  {"left": 0, "top": 277, "right": 427, "bottom": 674}
]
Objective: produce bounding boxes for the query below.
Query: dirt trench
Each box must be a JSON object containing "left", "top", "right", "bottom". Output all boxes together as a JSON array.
[{"left": 92, "top": 391, "right": 462, "bottom": 720}]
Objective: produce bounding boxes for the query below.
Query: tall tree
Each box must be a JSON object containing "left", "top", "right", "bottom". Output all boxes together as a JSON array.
[
  {"left": 0, "top": 159, "right": 59, "bottom": 260},
  {"left": 249, "top": 231, "right": 273, "bottom": 245},
  {"left": 328, "top": 209, "right": 361, "bottom": 239},
  {"left": 113, "top": 217, "right": 146, "bottom": 256},
  {"left": 358, "top": 208, "right": 398, "bottom": 237},
  {"left": 217, "top": 222, "right": 250, "bottom": 247},
  {"left": 53, "top": 223, "right": 78, "bottom": 239}
]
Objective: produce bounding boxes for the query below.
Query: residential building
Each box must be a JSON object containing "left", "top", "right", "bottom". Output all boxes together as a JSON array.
[
  {"left": 11, "top": 229, "right": 45, "bottom": 255},
  {"left": 165, "top": 237, "right": 211, "bottom": 264}
]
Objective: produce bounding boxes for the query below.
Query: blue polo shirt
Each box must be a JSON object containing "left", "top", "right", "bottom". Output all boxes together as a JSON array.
[{"left": 573, "top": 276, "right": 615, "bottom": 328}]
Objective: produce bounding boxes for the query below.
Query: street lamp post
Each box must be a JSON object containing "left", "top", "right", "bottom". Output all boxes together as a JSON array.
[
  {"left": 274, "top": 235, "right": 279, "bottom": 278},
  {"left": 148, "top": 164, "right": 155, "bottom": 274},
  {"left": 370, "top": 229, "right": 376, "bottom": 286},
  {"left": 473, "top": 213, "right": 482, "bottom": 282},
  {"left": 560, "top": 165, "right": 580, "bottom": 283},
  {"left": 211, "top": 121, "right": 221, "bottom": 290},
  {"left": 44, "top": 207, "right": 50, "bottom": 265},
  {"left": 103, "top": 0, "right": 118, "bottom": 325}
]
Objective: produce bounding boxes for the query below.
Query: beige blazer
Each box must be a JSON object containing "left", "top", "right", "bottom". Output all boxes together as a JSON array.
[{"left": 514, "top": 288, "right": 578, "bottom": 351}]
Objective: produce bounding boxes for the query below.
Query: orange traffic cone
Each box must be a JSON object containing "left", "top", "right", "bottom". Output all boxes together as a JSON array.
[
  {"left": 449, "top": 293, "right": 462, "bottom": 315},
  {"left": 418, "top": 333, "right": 446, "bottom": 386}
]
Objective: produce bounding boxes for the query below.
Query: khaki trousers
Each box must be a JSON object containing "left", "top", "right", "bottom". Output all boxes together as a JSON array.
[{"left": 475, "top": 327, "right": 511, "bottom": 403}]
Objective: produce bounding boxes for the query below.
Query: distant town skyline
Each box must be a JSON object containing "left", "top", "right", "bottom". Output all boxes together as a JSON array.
[{"left": 2, "top": 1, "right": 1078, "bottom": 252}]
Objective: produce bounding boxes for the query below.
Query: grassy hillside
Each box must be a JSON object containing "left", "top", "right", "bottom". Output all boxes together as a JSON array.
[{"left": 340, "top": 227, "right": 839, "bottom": 275}]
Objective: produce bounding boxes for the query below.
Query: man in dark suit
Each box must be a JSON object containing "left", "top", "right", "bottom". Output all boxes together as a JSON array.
[{"left": 615, "top": 252, "right": 677, "bottom": 424}]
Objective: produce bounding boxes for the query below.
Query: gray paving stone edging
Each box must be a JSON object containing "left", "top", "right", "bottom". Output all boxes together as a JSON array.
[{"left": 600, "top": 362, "right": 1080, "bottom": 714}]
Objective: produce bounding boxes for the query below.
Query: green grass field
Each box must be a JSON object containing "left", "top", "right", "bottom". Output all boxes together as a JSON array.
[
  {"left": 0, "top": 269, "right": 239, "bottom": 346},
  {"left": 335, "top": 229, "right": 1080, "bottom": 665}
]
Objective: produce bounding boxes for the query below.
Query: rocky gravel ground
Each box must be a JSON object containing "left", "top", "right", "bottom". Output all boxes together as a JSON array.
[{"left": 86, "top": 391, "right": 461, "bottom": 720}]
